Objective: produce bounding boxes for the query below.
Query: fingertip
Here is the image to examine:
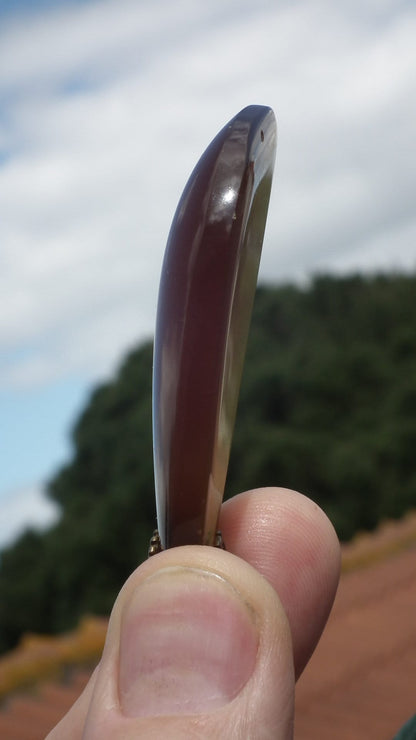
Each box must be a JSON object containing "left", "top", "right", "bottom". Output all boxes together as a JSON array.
[
  {"left": 86, "top": 546, "right": 295, "bottom": 738},
  {"left": 220, "top": 487, "right": 341, "bottom": 676}
]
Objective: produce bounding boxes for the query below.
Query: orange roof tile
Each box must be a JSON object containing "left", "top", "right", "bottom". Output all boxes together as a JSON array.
[
  {"left": 0, "top": 672, "right": 90, "bottom": 740},
  {"left": 296, "top": 517, "right": 416, "bottom": 739}
]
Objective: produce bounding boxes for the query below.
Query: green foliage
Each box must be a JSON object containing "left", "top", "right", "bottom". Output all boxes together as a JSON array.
[
  {"left": 0, "top": 530, "right": 53, "bottom": 653},
  {"left": 227, "top": 273, "right": 416, "bottom": 540},
  {"left": 0, "top": 342, "right": 155, "bottom": 652},
  {"left": 2, "top": 273, "right": 416, "bottom": 652}
]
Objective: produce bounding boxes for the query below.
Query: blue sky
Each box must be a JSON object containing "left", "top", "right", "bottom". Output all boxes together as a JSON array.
[{"left": 1, "top": 0, "right": 415, "bottom": 548}]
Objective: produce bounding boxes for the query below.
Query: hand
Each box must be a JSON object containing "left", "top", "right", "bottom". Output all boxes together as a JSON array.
[{"left": 47, "top": 488, "right": 340, "bottom": 739}]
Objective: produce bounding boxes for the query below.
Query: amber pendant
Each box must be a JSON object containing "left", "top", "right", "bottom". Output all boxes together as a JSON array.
[{"left": 151, "top": 105, "right": 277, "bottom": 552}]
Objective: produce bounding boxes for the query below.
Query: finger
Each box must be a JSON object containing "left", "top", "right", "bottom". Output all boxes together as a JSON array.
[
  {"left": 219, "top": 487, "right": 341, "bottom": 677},
  {"left": 84, "top": 546, "right": 295, "bottom": 739},
  {"left": 49, "top": 488, "right": 340, "bottom": 738}
]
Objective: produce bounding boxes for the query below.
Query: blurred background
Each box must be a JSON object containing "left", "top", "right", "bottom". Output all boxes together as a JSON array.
[{"left": 1, "top": 0, "right": 416, "bottom": 652}]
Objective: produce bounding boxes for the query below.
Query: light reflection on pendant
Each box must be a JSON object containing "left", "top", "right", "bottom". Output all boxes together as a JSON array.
[{"left": 150, "top": 105, "right": 277, "bottom": 554}]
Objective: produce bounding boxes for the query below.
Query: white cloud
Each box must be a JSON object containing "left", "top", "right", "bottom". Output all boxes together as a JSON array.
[
  {"left": 0, "top": 0, "right": 415, "bottom": 546},
  {"left": 0, "top": 484, "right": 59, "bottom": 551},
  {"left": 0, "top": 0, "right": 415, "bottom": 394}
]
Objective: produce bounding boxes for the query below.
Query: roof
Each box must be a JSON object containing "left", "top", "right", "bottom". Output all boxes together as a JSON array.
[
  {"left": 296, "top": 512, "right": 416, "bottom": 739},
  {"left": 0, "top": 671, "right": 91, "bottom": 740},
  {"left": 1, "top": 513, "right": 416, "bottom": 739},
  {"left": 0, "top": 617, "right": 107, "bottom": 739}
]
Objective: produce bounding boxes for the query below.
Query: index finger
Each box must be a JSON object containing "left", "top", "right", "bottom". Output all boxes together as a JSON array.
[{"left": 220, "top": 487, "right": 341, "bottom": 678}]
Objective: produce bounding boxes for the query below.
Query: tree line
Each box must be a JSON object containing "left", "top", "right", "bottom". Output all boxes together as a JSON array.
[{"left": 1, "top": 272, "right": 416, "bottom": 653}]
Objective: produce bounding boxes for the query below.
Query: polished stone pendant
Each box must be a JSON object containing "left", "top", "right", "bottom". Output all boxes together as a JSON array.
[{"left": 150, "top": 105, "right": 277, "bottom": 554}]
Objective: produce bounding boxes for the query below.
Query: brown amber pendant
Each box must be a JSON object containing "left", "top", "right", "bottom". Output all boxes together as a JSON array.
[{"left": 151, "top": 105, "right": 277, "bottom": 551}]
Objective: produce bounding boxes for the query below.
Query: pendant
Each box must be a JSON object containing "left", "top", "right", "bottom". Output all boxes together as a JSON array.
[{"left": 150, "top": 105, "right": 277, "bottom": 554}]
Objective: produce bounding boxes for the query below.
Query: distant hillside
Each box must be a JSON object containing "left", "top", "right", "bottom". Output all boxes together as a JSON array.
[{"left": 1, "top": 272, "right": 416, "bottom": 652}]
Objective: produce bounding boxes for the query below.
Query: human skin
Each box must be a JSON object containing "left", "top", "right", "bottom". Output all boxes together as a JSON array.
[{"left": 47, "top": 487, "right": 340, "bottom": 739}]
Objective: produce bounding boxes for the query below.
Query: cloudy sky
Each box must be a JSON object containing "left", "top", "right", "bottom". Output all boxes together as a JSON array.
[{"left": 1, "top": 0, "right": 415, "bottom": 549}]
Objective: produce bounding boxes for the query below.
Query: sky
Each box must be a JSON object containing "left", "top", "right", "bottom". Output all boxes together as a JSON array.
[{"left": 0, "top": 0, "right": 415, "bottom": 549}]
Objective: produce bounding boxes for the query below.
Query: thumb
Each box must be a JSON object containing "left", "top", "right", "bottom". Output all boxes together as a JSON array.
[{"left": 84, "top": 546, "right": 294, "bottom": 739}]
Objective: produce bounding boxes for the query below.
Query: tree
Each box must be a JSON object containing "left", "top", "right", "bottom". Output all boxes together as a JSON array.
[{"left": 2, "top": 273, "right": 416, "bottom": 652}]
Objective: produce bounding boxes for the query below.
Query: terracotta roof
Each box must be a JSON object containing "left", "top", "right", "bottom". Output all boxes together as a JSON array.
[
  {"left": 0, "top": 617, "right": 107, "bottom": 739},
  {"left": 296, "top": 513, "right": 416, "bottom": 740},
  {"left": 1, "top": 513, "right": 416, "bottom": 739},
  {"left": 0, "top": 671, "right": 91, "bottom": 740}
]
